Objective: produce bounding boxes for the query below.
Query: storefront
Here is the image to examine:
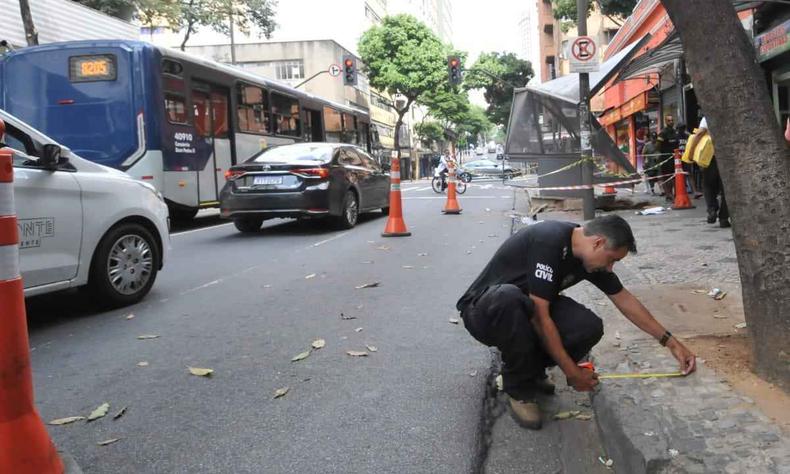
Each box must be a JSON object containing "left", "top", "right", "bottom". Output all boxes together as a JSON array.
[
  {"left": 755, "top": 15, "right": 790, "bottom": 126},
  {"left": 597, "top": 91, "right": 660, "bottom": 171}
]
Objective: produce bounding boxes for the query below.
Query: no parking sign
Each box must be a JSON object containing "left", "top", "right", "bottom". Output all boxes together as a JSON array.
[{"left": 569, "top": 36, "right": 599, "bottom": 73}]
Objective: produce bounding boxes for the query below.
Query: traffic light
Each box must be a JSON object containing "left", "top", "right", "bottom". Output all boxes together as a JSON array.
[
  {"left": 342, "top": 55, "right": 357, "bottom": 86},
  {"left": 448, "top": 56, "right": 462, "bottom": 86}
]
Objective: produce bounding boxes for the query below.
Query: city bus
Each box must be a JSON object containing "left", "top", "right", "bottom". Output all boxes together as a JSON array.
[{"left": 0, "top": 40, "right": 378, "bottom": 220}]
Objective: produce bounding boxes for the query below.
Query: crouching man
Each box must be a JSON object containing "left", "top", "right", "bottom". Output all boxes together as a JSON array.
[{"left": 457, "top": 215, "right": 696, "bottom": 429}]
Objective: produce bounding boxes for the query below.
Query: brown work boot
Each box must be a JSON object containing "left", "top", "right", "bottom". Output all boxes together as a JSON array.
[{"left": 507, "top": 396, "right": 542, "bottom": 430}]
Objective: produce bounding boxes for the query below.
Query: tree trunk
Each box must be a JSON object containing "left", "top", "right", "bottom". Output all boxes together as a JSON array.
[
  {"left": 18, "top": 0, "right": 38, "bottom": 46},
  {"left": 662, "top": 0, "right": 790, "bottom": 388}
]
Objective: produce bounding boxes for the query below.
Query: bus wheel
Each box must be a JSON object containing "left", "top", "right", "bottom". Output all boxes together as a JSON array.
[
  {"left": 89, "top": 223, "right": 160, "bottom": 308},
  {"left": 170, "top": 207, "right": 198, "bottom": 221}
]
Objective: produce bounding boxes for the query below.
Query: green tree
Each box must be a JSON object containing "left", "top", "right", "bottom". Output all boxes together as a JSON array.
[
  {"left": 456, "top": 105, "right": 493, "bottom": 146},
  {"left": 463, "top": 52, "right": 532, "bottom": 128},
  {"left": 359, "top": 14, "right": 450, "bottom": 159},
  {"left": 414, "top": 121, "right": 444, "bottom": 148},
  {"left": 552, "top": 0, "right": 637, "bottom": 25}
]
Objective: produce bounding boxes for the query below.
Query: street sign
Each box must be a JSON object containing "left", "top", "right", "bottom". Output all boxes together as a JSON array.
[
  {"left": 328, "top": 64, "right": 341, "bottom": 77},
  {"left": 569, "top": 36, "right": 599, "bottom": 73}
]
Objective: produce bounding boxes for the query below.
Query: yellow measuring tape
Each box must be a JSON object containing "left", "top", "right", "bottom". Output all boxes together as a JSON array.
[{"left": 598, "top": 372, "right": 684, "bottom": 379}]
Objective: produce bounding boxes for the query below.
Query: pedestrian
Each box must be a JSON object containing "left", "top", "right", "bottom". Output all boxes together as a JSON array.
[
  {"left": 456, "top": 216, "right": 697, "bottom": 430},
  {"left": 657, "top": 114, "right": 679, "bottom": 201},
  {"left": 686, "top": 117, "right": 730, "bottom": 228},
  {"left": 642, "top": 132, "right": 659, "bottom": 194}
]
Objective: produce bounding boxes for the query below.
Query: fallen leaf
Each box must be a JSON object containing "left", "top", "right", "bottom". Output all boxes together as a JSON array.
[
  {"left": 291, "top": 351, "right": 311, "bottom": 362},
  {"left": 448, "top": 318, "right": 459, "bottom": 325},
  {"left": 137, "top": 334, "right": 160, "bottom": 340},
  {"left": 188, "top": 367, "right": 214, "bottom": 377},
  {"left": 417, "top": 252, "right": 428, "bottom": 256},
  {"left": 553, "top": 410, "right": 580, "bottom": 420},
  {"left": 113, "top": 407, "right": 127, "bottom": 420},
  {"left": 137, "top": 361, "right": 149, "bottom": 367},
  {"left": 87, "top": 403, "right": 110, "bottom": 422},
  {"left": 734, "top": 322, "right": 747, "bottom": 329},
  {"left": 466, "top": 250, "right": 472, "bottom": 255},
  {"left": 713, "top": 314, "right": 728, "bottom": 319},
  {"left": 495, "top": 374, "right": 503, "bottom": 391},
  {"left": 97, "top": 438, "right": 120, "bottom": 446},
  {"left": 355, "top": 327, "right": 363, "bottom": 332},
  {"left": 469, "top": 371, "right": 477, "bottom": 377},
  {"left": 615, "top": 331, "right": 621, "bottom": 340},
  {"left": 402, "top": 265, "right": 414, "bottom": 269},
  {"left": 361, "top": 260, "right": 374, "bottom": 264},
  {"left": 49, "top": 416, "right": 85, "bottom": 426},
  {"left": 125, "top": 314, "right": 135, "bottom": 320},
  {"left": 366, "top": 344, "right": 378, "bottom": 352},
  {"left": 340, "top": 313, "right": 357, "bottom": 320},
  {"left": 485, "top": 208, "right": 491, "bottom": 212},
  {"left": 263, "top": 284, "right": 272, "bottom": 288},
  {"left": 273, "top": 387, "right": 290, "bottom": 399},
  {"left": 668, "top": 449, "right": 679, "bottom": 458},
  {"left": 305, "top": 273, "right": 316, "bottom": 279},
  {"left": 691, "top": 289, "right": 707, "bottom": 294},
  {"left": 376, "top": 245, "right": 390, "bottom": 251},
  {"left": 355, "top": 282, "right": 380, "bottom": 289},
  {"left": 311, "top": 339, "right": 326, "bottom": 349},
  {"left": 575, "top": 413, "right": 593, "bottom": 421},
  {"left": 714, "top": 291, "right": 727, "bottom": 300},
  {"left": 346, "top": 350, "right": 368, "bottom": 357}
]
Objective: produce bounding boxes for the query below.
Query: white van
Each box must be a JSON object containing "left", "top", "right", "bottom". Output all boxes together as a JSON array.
[{"left": 1, "top": 109, "right": 169, "bottom": 307}]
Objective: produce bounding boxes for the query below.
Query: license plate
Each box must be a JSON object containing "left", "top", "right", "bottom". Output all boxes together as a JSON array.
[{"left": 253, "top": 175, "right": 283, "bottom": 185}]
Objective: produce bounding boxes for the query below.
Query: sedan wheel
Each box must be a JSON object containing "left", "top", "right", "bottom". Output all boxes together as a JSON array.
[
  {"left": 336, "top": 190, "right": 359, "bottom": 229},
  {"left": 234, "top": 218, "right": 263, "bottom": 233}
]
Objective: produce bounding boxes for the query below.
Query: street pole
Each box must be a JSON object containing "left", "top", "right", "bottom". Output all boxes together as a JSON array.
[
  {"left": 229, "top": 9, "right": 236, "bottom": 65},
  {"left": 578, "top": 0, "right": 595, "bottom": 220}
]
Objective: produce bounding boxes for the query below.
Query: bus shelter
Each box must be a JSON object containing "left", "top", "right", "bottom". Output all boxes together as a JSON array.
[{"left": 505, "top": 36, "right": 649, "bottom": 197}]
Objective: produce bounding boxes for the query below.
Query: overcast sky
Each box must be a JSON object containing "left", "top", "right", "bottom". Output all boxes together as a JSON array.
[{"left": 452, "top": 0, "right": 527, "bottom": 106}]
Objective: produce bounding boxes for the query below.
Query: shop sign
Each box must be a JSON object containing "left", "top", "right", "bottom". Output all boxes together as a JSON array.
[
  {"left": 755, "top": 19, "right": 790, "bottom": 62},
  {"left": 620, "top": 93, "right": 647, "bottom": 118},
  {"left": 599, "top": 108, "right": 622, "bottom": 127}
]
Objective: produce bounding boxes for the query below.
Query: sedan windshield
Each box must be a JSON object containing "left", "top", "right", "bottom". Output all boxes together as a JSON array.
[{"left": 250, "top": 143, "right": 336, "bottom": 164}]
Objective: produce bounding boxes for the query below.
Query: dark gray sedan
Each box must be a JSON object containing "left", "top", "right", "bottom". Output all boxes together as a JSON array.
[
  {"left": 459, "top": 159, "right": 516, "bottom": 181},
  {"left": 220, "top": 143, "right": 390, "bottom": 232}
]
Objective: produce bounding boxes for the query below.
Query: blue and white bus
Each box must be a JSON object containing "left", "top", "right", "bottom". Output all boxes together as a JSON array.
[{"left": 0, "top": 40, "right": 378, "bottom": 220}]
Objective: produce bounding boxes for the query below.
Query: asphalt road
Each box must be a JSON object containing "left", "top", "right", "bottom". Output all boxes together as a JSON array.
[{"left": 27, "top": 180, "right": 516, "bottom": 473}]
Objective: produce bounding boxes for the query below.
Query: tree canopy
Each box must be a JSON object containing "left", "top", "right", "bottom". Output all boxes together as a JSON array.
[
  {"left": 456, "top": 105, "right": 494, "bottom": 146},
  {"left": 552, "top": 0, "right": 636, "bottom": 24},
  {"left": 463, "top": 52, "right": 532, "bottom": 128}
]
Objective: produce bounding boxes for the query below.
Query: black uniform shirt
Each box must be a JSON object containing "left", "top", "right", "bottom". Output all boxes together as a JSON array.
[
  {"left": 658, "top": 126, "right": 679, "bottom": 155},
  {"left": 456, "top": 221, "right": 623, "bottom": 312}
]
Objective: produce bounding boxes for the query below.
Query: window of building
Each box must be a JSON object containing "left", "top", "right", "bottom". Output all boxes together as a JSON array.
[
  {"left": 560, "top": 40, "right": 569, "bottom": 60},
  {"left": 272, "top": 60, "right": 305, "bottom": 80},
  {"left": 603, "top": 28, "right": 619, "bottom": 44},
  {"left": 544, "top": 24, "right": 553, "bottom": 35},
  {"left": 271, "top": 92, "right": 301, "bottom": 136},
  {"left": 236, "top": 84, "right": 270, "bottom": 134},
  {"left": 371, "top": 92, "right": 393, "bottom": 110}
]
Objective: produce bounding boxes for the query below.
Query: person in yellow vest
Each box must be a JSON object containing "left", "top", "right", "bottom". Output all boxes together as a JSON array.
[{"left": 686, "top": 116, "right": 730, "bottom": 228}]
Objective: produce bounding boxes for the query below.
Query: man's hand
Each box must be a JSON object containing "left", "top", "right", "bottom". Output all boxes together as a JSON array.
[
  {"left": 667, "top": 338, "right": 696, "bottom": 375},
  {"left": 566, "top": 367, "right": 599, "bottom": 392}
]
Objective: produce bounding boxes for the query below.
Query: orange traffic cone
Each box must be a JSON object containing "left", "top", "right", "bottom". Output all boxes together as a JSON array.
[
  {"left": 442, "top": 166, "right": 462, "bottom": 214},
  {"left": 0, "top": 147, "right": 64, "bottom": 474},
  {"left": 382, "top": 153, "right": 411, "bottom": 237},
  {"left": 603, "top": 184, "right": 617, "bottom": 195},
  {"left": 671, "top": 148, "right": 694, "bottom": 210}
]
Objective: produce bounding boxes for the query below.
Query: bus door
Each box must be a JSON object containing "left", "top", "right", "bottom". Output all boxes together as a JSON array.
[
  {"left": 192, "top": 83, "right": 231, "bottom": 204},
  {"left": 304, "top": 108, "right": 323, "bottom": 142}
]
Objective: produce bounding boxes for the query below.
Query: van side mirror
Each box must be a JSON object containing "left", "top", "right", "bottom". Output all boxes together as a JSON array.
[{"left": 40, "top": 144, "right": 62, "bottom": 169}]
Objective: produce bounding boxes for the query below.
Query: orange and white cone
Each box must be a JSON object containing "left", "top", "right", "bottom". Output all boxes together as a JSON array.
[
  {"left": 603, "top": 184, "right": 617, "bottom": 195},
  {"left": 671, "top": 148, "right": 694, "bottom": 210},
  {"left": 0, "top": 145, "right": 64, "bottom": 474},
  {"left": 382, "top": 154, "right": 411, "bottom": 237},
  {"left": 442, "top": 166, "right": 462, "bottom": 214}
]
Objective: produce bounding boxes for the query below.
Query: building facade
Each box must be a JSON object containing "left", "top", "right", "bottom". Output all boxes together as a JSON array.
[
  {"left": 518, "top": 4, "right": 542, "bottom": 84},
  {"left": 537, "top": 0, "right": 561, "bottom": 82},
  {"left": 1, "top": 0, "right": 137, "bottom": 49},
  {"left": 557, "top": 3, "right": 622, "bottom": 78}
]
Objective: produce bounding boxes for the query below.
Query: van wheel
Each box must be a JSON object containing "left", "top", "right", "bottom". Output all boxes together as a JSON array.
[
  {"left": 234, "top": 218, "right": 263, "bottom": 233},
  {"left": 89, "top": 223, "right": 160, "bottom": 308}
]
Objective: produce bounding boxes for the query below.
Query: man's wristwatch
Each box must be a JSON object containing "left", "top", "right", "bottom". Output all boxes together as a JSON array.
[{"left": 659, "top": 330, "right": 673, "bottom": 347}]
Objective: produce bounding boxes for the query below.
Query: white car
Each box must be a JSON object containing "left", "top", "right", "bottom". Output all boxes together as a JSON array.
[{"left": 1, "top": 109, "right": 169, "bottom": 307}]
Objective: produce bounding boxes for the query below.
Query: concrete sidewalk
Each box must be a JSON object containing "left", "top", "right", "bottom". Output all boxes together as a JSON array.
[{"left": 494, "top": 187, "right": 790, "bottom": 473}]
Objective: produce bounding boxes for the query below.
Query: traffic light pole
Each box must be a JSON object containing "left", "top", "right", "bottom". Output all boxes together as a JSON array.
[{"left": 578, "top": 0, "right": 595, "bottom": 220}]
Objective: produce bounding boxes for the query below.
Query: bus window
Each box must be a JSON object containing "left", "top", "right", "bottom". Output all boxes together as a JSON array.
[
  {"left": 271, "top": 92, "right": 300, "bottom": 136},
  {"left": 342, "top": 113, "right": 358, "bottom": 144},
  {"left": 162, "top": 59, "right": 183, "bottom": 76},
  {"left": 237, "top": 84, "right": 269, "bottom": 134},
  {"left": 323, "top": 107, "right": 342, "bottom": 142},
  {"left": 165, "top": 94, "right": 188, "bottom": 124},
  {"left": 192, "top": 91, "right": 210, "bottom": 136}
]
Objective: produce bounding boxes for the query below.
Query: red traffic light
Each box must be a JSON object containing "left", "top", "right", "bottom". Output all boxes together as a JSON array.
[
  {"left": 450, "top": 58, "right": 458, "bottom": 67},
  {"left": 344, "top": 58, "right": 354, "bottom": 67}
]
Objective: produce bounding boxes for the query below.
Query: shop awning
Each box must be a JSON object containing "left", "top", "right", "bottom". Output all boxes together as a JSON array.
[{"left": 614, "top": 31, "right": 682, "bottom": 82}]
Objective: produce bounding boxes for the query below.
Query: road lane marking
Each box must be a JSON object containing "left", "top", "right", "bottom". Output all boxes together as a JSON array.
[
  {"left": 179, "top": 279, "right": 221, "bottom": 295},
  {"left": 171, "top": 222, "right": 233, "bottom": 236},
  {"left": 307, "top": 232, "right": 349, "bottom": 248}
]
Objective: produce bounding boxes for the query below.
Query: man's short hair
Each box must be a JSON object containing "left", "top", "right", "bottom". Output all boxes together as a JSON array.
[{"left": 583, "top": 215, "right": 637, "bottom": 253}]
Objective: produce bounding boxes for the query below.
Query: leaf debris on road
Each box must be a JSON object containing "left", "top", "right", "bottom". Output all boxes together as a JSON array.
[
  {"left": 734, "top": 322, "right": 747, "bottom": 329},
  {"left": 304, "top": 273, "right": 316, "bottom": 279},
  {"left": 376, "top": 245, "right": 390, "bottom": 251},
  {"left": 354, "top": 327, "right": 363, "bottom": 332},
  {"left": 417, "top": 252, "right": 428, "bottom": 256},
  {"left": 355, "top": 282, "right": 380, "bottom": 289},
  {"left": 366, "top": 344, "right": 378, "bottom": 352},
  {"left": 49, "top": 416, "right": 85, "bottom": 426},
  {"left": 448, "top": 318, "right": 459, "bottom": 325},
  {"left": 125, "top": 314, "right": 135, "bottom": 320},
  {"left": 291, "top": 351, "right": 311, "bottom": 362},
  {"left": 553, "top": 410, "right": 580, "bottom": 420},
  {"left": 188, "top": 367, "right": 214, "bottom": 377},
  {"left": 273, "top": 387, "right": 290, "bottom": 399},
  {"left": 137, "top": 361, "right": 149, "bottom": 367},
  {"left": 340, "top": 312, "right": 357, "bottom": 320},
  {"left": 402, "top": 265, "right": 414, "bottom": 269},
  {"left": 137, "top": 334, "right": 160, "bottom": 340},
  {"left": 346, "top": 350, "right": 368, "bottom": 357},
  {"left": 87, "top": 403, "right": 110, "bottom": 422},
  {"left": 311, "top": 339, "right": 326, "bottom": 349},
  {"left": 97, "top": 438, "right": 121, "bottom": 446},
  {"left": 113, "top": 407, "right": 127, "bottom": 420}
]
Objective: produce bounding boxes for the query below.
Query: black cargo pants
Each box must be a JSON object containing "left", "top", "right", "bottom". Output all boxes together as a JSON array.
[{"left": 460, "top": 284, "right": 604, "bottom": 400}]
